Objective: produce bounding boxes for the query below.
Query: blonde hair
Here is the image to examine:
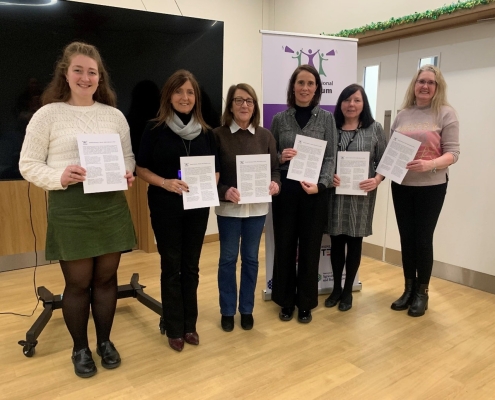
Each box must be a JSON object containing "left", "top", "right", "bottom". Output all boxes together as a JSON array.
[
  {"left": 401, "top": 64, "right": 451, "bottom": 115},
  {"left": 154, "top": 69, "right": 210, "bottom": 132},
  {"left": 42, "top": 41, "right": 116, "bottom": 107}
]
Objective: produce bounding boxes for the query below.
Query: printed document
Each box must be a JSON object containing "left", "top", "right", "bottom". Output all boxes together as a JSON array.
[
  {"left": 180, "top": 156, "right": 219, "bottom": 210},
  {"left": 376, "top": 131, "right": 421, "bottom": 184},
  {"left": 77, "top": 134, "right": 127, "bottom": 194},
  {"left": 236, "top": 154, "right": 271, "bottom": 204},
  {"left": 287, "top": 134, "right": 327, "bottom": 184},
  {"left": 335, "top": 151, "right": 369, "bottom": 196}
]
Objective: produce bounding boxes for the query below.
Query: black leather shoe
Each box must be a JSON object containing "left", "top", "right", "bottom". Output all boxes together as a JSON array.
[
  {"left": 96, "top": 341, "right": 121, "bottom": 369},
  {"left": 184, "top": 332, "right": 199, "bottom": 345},
  {"left": 279, "top": 307, "right": 295, "bottom": 321},
  {"left": 240, "top": 314, "right": 254, "bottom": 330},
  {"left": 221, "top": 315, "right": 234, "bottom": 332},
  {"left": 338, "top": 294, "right": 353, "bottom": 312},
  {"left": 72, "top": 347, "right": 97, "bottom": 378},
  {"left": 297, "top": 309, "right": 312, "bottom": 323},
  {"left": 324, "top": 292, "right": 342, "bottom": 308}
]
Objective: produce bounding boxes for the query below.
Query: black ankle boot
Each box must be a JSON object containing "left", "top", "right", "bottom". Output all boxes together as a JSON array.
[
  {"left": 408, "top": 284, "right": 429, "bottom": 317},
  {"left": 391, "top": 279, "right": 416, "bottom": 311}
]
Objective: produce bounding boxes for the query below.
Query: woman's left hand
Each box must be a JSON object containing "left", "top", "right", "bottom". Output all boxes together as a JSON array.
[
  {"left": 300, "top": 181, "right": 319, "bottom": 195},
  {"left": 359, "top": 177, "right": 379, "bottom": 192},
  {"left": 406, "top": 159, "right": 434, "bottom": 172},
  {"left": 269, "top": 181, "right": 280, "bottom": 195},
  {"left": 125, "top": 171, "right": 135, "bottom": 187}
]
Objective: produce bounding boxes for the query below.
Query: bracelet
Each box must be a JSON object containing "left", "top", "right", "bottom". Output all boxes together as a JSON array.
[{"left": 431, "top": 160, "right": 437, "bottom": 174}]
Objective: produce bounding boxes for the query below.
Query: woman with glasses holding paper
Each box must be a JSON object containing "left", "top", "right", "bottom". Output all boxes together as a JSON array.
[
  {"left": 213, "top": 84, "right": 280, "bottom": 332},
  {"left": 324, "top": 84, "right": 386, "bottom": 312},
  {"left": 390, "top": 65, "right": 459, "bottom": 317},
  {"left": 136, "top": 70, "right": 219, "bottom": 351},
  {"left": 19, "top": 42, "right": 136, "bottom": 378},
  {"left": 270, "top": 65, "right": 337, "bottom": 324}
]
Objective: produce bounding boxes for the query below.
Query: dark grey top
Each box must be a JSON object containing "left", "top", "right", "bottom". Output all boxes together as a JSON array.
[
  {"left": 270, "top": 106, "right": 338, "bottom": 188},
  {"left": 327, "top": 121, "right": 387, "bottom": 237}
]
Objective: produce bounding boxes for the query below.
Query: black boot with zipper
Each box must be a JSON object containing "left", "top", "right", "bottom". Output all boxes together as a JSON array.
[{"left": 408, "top": 284, "right": 429, "bottom": 317}]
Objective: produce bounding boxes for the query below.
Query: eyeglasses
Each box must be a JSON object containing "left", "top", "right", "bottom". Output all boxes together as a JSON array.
[
  {"left": 233, "top": 97, "right": 255, "bottom": 107},
  {"left": 416, "top": 79, "right": 437, "bottom": 87}
]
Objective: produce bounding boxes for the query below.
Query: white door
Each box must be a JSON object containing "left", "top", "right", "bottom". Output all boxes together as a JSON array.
[{"left": 357, "top": 22, "right": 495, "bottom": 277}]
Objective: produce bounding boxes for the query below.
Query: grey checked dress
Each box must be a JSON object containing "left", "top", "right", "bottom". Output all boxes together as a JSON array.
[{"left": 327, "top": 121, "right": 387, "bottom": 237}]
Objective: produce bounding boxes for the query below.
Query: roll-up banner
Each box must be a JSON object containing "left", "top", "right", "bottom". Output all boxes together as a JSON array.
[{"left": 261, "top": 30, "right": 360, "bottom": 300}]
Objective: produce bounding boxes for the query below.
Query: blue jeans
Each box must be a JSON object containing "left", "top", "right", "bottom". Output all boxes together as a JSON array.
[{"left": 217, "top": 215, "right": 266, "bottom": 316}]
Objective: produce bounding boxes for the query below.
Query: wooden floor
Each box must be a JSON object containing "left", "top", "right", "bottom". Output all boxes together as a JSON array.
[{"left": 1, "top": 238, "right": 495, "bottom": 400}]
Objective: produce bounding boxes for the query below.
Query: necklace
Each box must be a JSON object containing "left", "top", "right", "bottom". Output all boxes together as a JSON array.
[
  {"left": 181, "top": 138, "right": 191, "bottom": 156},
  {"left": 338, "top": 128, "right": 359, "bottom": 152}
]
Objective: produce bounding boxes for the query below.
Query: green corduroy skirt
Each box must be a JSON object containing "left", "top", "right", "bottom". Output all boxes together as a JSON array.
[{"left": 46, "top": 183, "right": 136, "bottom": 261}]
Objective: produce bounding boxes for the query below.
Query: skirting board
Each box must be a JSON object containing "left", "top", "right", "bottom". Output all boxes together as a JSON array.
[
  {"left": 362, "top": 242, "right": 495, "bottom": 295},
  {"left": 0, "top": 251, "right": 51, "bottom": 273}
]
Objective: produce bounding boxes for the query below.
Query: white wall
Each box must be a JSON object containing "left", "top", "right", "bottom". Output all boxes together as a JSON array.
[{"left": 270, "top": 0, "right": 463, "bottom": 35}]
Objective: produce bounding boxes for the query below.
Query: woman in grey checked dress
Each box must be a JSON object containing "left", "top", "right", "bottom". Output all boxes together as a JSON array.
[{"left": 324, "top": 84, "right": 386, "bottom": 311}]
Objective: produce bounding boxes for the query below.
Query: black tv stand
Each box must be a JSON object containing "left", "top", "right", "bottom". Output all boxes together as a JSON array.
[{"left": 18, "top": 273, "right": 162, "bottom": 357}]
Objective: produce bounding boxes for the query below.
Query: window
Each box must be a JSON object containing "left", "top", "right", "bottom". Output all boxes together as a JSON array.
[
  {"left": 419, "top": 56, "right": 439, "bottom": 68},
  {"left": 363, "top": 65, "right": 379, "bottom": 119}
]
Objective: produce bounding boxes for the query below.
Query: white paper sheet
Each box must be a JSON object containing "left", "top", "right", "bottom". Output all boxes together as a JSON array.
[
  {"left": 236, "top": 154, "right": 271, "bottom": 204},
  {"left": 287, "top": 134, "right": 327, "bottom": 184},
  {"left": 180, "top": 155, "right": 219, "bottom": 210},
  {"left": 77, "top": 134, "right": 128, "bottom": 194},
  {"left": 335, "top": 151, "right": 370, "bottom": 196},
  {"left": 376, "top": 131, "right": 421, "bottom": 184}
]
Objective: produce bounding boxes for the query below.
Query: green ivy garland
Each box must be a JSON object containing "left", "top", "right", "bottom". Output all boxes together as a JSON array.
[{"left": 323, "top": 0, "right": 495, "bottom": 38}]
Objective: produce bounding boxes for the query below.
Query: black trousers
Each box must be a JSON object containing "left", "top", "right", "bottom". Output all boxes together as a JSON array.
[
  {"left": 148, "top": 192, "right": 209, "bottom": 338},
  {"left": 271, "top": 173, "right": 328, "bottom": 310},
  {"left": 391, "top": 182, "right": 447, "bottom": 285}
]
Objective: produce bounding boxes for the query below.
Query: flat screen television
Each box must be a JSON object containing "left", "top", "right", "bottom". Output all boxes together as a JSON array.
[{"left": 0, "top": 0, "right": 224, "bottom": 180}]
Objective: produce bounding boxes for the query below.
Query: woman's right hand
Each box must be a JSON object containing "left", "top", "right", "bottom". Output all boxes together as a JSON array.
[
  {"left": 280, "top": 148, "right": 297, "bottom": 164},
  {"left": 162, "top": 179, "right": 189, "bottom": 195},
  {"left": 61, "top": 165, "right": 86, "bottom": 187},
  {"left": 225, "top": 187, "right": 241, "bottom": 203},
  {"left": 333, "top": 174, "right": 341, "bottom": 187}
]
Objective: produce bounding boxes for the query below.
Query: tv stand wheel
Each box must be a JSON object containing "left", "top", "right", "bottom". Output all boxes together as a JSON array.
[
  {"left": 18, "top": 340, "right": 37, "bottom": 357},
  {"left": 159, "top": 317, "right": 166, "bottom": 335}
]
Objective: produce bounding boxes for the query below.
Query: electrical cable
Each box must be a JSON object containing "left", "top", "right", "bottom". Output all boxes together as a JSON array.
[
  {"left": 0, "top": 182, "right": 41, "bottom": 317},
  {"left": 174, "top": 0, "right": 183, "bottom": 16}
]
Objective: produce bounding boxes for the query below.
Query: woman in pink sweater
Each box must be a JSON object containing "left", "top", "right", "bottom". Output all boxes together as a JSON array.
[{"left": 390, "top": 65, "right": 460, "bottom": 317}]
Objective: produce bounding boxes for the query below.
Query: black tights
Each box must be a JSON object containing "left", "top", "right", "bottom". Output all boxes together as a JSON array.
[
  {"left": 329, "top": 235, "right": 363, "bottom": 300},
  {"left": 60, "top": 252, "right": 121, "bottom": 352}
]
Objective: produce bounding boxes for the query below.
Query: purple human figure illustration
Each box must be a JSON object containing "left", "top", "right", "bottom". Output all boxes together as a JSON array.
[{"left": 300, "top": 49, "right": 319, "bottom": 68}]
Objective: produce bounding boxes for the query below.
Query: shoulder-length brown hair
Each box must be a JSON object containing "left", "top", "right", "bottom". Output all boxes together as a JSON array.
[
  {"left": 41, "top": 41, "right": 116, "bottom": 107},
  {"left": 221, "top": 83, "right": 260, "bottom": 128},
  {"left": 401, "top": 64, "right": 452, "bottom": 115},
  {"left": 286, "top": 64, "right": 322, "bottom": 108},
  {"left": 154, "top": 69, "right": 210, "bottom": 132}
]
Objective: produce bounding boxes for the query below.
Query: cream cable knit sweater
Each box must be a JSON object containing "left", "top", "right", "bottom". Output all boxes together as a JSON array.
[{"left": 19, "top": 102, "right": 135, "bottom": 191}]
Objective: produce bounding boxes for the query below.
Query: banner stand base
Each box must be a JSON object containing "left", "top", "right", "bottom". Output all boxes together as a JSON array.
[{"left": 262, "top": 282, "right": 362, "bottom": 301}]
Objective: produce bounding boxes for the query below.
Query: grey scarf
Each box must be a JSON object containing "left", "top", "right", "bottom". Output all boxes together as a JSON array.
[{"left": 167, "top": 113, "right": 202, "bottom": 140}]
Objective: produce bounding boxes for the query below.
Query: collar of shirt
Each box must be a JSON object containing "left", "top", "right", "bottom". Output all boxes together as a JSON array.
[{"left": 229, "top": 120, "right": 255, "bottom": 134}]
